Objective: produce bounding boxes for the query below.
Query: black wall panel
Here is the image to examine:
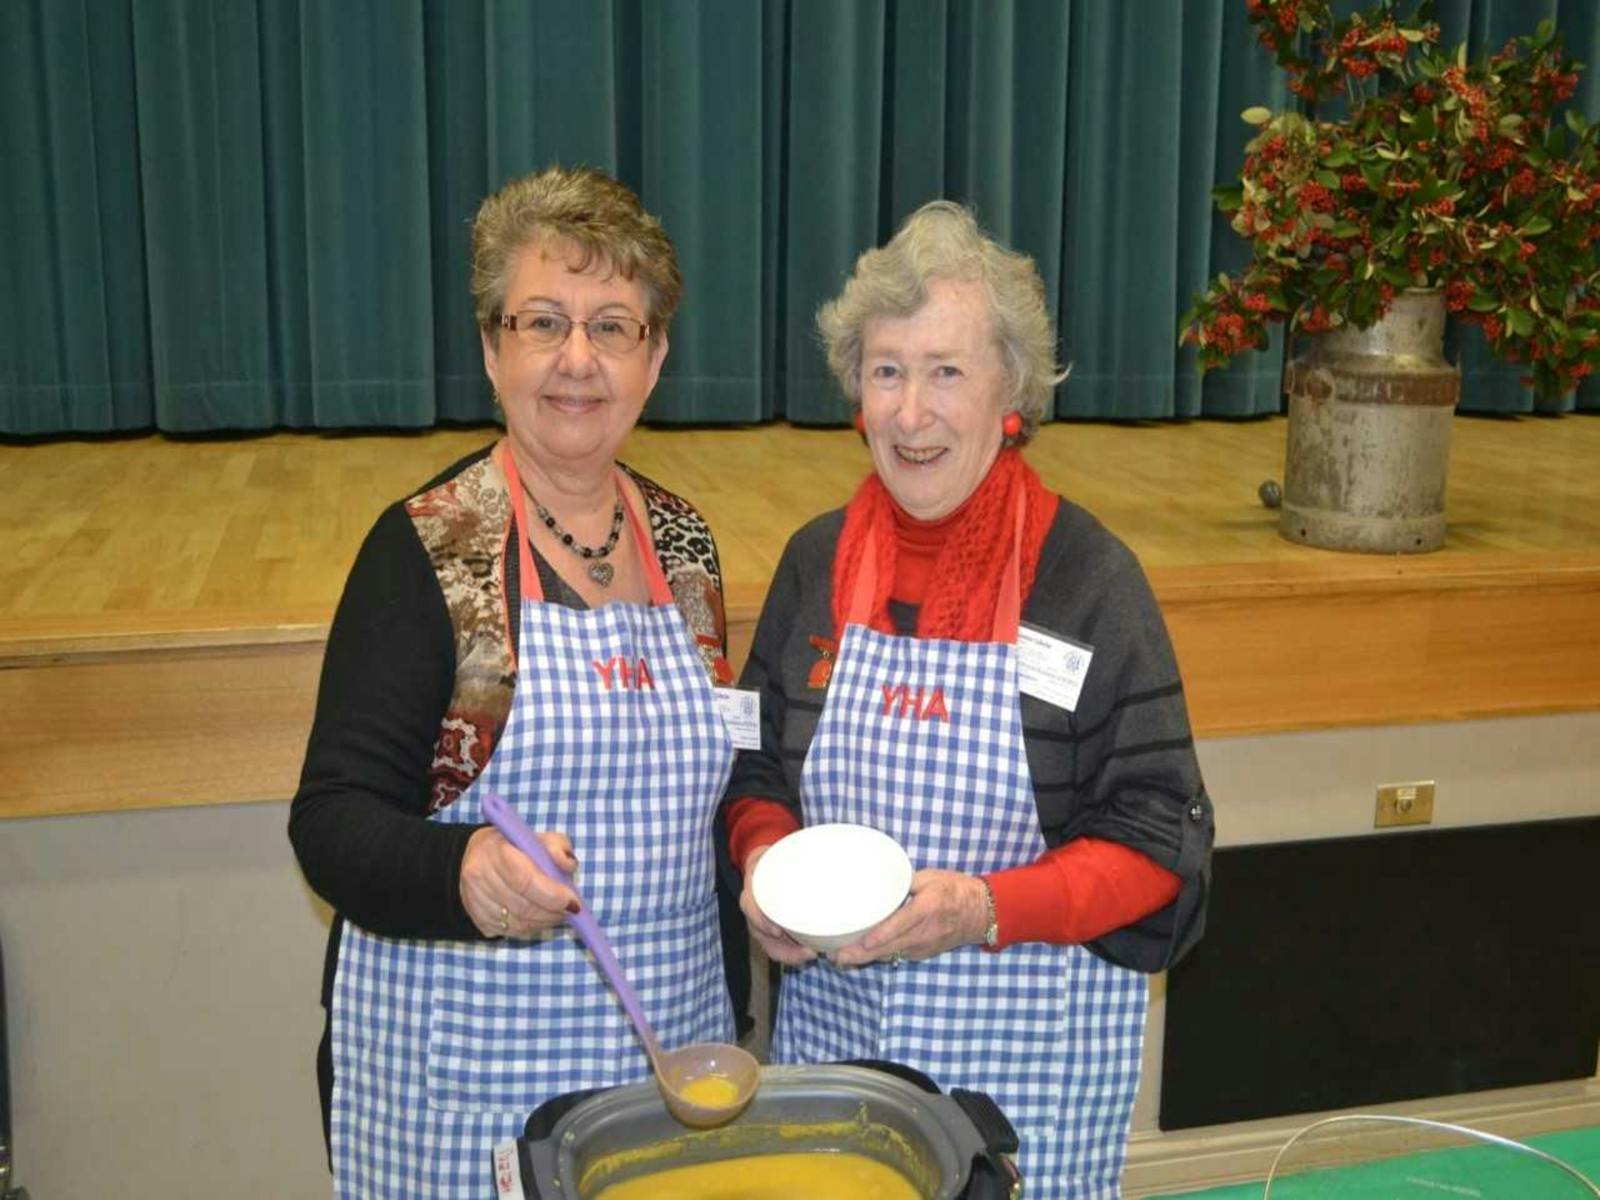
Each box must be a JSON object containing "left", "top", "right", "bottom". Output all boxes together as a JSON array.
[{"left": 1161, "top": 816, "right": 1600, "bottom": 1130}]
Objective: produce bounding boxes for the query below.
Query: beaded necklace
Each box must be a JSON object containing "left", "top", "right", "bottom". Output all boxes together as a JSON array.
[{"left": 526, "top": 485, "right": 625, "bottom": 588}]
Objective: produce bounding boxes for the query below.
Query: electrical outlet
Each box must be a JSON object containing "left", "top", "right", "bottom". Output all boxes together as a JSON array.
[{"left": 1375, "top": 781, "right": 1435, "bottom": 828}]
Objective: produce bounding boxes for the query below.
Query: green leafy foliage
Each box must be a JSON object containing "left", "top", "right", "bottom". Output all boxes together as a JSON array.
[{"left": 1180, "top": 0, "right": 1600, "bottom": 397}]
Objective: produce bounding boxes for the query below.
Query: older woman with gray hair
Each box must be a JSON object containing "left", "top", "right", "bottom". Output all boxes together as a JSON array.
[
  {"left": 720, "top": 200, "right": 1213, "bottom": 1198},
  {"left": 291, "top": 165, "right": 743, "bottom": 1197}
]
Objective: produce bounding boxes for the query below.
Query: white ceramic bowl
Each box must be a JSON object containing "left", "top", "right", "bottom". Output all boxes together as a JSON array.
[{"left": 751, "top": 823, "right": 914, "bottom": 952}]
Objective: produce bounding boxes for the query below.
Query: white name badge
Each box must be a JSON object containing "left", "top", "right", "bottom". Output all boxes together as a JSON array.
[
  {"left": 1016, "top": 623, "right": 1094, "bottom": 712},
  {"left": 714, "top": 687, "right": 763, "bottom": 750}
]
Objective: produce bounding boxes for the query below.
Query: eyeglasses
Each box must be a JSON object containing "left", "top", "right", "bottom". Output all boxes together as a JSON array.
[{"left": 495, "top": 309, "right": 651, "bottom": 355}]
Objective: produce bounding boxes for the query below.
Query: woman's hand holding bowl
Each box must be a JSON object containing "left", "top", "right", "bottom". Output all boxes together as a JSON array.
[
  {"left": 831, "top": 868, "right": 990, "bottom": 967},
  {"left": 739, "top": 843, "right": 818, "bottom": 965}
]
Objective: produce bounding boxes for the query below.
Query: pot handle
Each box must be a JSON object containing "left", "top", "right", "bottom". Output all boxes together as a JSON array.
[
  {"left": 950, "top": 1087, "right": 1018, "bottom": 1154},
  {"left": 950, "top": 1088, "right": 1021, "bottom": 1200}
]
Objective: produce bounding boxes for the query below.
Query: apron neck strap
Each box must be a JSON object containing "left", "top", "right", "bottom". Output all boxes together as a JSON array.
[
  {"left": 621, "top": 484, "right": 676, "bottom": 605},
  {"left": 499, "top": 442, "right": 673, "bottom": 607},
  {"left": 846, "top": 487, "right": 1026, "bottom": 643}
]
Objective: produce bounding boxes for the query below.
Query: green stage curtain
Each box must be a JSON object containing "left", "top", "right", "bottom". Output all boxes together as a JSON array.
[{"left": 3, "top": 0, "right": 1597, "bottom": 434}]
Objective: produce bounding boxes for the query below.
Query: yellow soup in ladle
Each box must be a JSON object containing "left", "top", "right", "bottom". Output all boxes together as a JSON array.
[
  {"left": 590, "top": 1150, "right": 921, "bottom": 1200},
  {"left": 675, "top": 1072, "right": 742, "bottom": 1109}
]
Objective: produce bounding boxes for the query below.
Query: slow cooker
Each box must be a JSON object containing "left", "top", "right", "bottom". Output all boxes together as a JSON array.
[{"left": 495, "top": 1060, "right": 1020, "bottom": 1199}]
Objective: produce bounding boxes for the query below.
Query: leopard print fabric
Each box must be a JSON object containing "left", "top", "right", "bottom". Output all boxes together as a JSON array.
[{"left": 405, "top": 447, "right": 728, "bottom": 813}]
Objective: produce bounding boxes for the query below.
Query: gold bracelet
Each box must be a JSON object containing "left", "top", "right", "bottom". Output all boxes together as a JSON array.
[{"left": 980, "top": 878, "right": 999, "bottom": 948}]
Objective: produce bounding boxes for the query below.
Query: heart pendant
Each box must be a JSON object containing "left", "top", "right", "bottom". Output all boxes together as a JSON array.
[{"left": 587, "top": 560, "right": 615, "bottom": 588}]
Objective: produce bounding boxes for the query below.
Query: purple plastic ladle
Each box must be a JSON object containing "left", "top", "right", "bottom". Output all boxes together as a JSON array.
[{"left": 482, "top": 792, "right": 758, "bottom": 1128}]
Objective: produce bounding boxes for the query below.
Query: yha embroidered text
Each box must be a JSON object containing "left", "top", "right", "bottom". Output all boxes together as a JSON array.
[
  {"left": 592, "top": 656, "right": 656, "bottom": 691},
  {"left": 879, "top": 683, "right": 950, "bottom": 722}
]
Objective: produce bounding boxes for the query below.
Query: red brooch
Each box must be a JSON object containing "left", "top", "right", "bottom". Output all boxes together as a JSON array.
[{"left": 807, "top": 634, "right": 839, "bottom": 689}]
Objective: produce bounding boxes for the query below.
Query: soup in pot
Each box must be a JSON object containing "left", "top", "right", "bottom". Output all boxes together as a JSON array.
[{"left": 590, "top": 1150, "right": 921, "bottom": 1199}]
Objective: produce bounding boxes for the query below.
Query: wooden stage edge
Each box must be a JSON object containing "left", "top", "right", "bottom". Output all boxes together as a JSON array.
[{"left": 5, "top": 548, "right": 1599, "bottom": 821}]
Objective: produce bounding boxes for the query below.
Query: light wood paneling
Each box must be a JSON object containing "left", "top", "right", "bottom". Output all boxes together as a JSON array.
[
  {"left": 2, "top": 641, "right": 323, "bottom": 818},
  {"left": 1155, "top": 552, "right": 1600, "bottom": 734},
  {"left": 4, "top": 415, "right": 1598, "bottom": 818}
]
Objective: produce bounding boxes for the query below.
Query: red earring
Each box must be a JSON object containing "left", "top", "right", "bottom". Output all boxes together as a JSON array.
[
  {"left": 1002, "top": 411, "right": 1023, "bottom": 438},
  {"left": 853, "top": 410, "right": 866, "bottom": 434}
]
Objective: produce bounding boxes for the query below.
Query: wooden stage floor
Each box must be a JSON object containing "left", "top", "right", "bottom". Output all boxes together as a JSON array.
[
  {"left": 4, "top": 414, "right": 1599, "bottom": 818},
  {"left": 5, "top": 413, "right": 1600, "bottom": 621}
]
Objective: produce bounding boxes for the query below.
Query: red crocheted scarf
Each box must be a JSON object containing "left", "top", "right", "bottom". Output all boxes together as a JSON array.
[{"left": 831, "top": 449, "right": 1059, "bottom": 644}]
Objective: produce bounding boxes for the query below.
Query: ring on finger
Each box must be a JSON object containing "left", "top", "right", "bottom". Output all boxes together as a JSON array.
[
  {"left": 498, "top": 905, "right": 510, "bottom": 936},
  {"left": 888, "top": 952, "right": 905, "bottom": 967}
]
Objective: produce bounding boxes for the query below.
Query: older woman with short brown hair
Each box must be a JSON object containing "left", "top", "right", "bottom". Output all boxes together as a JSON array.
[
  {"left": 291, "top": 165, "right": 740, "bottom": 1197},
  {"left": 722, "top": 200, "right": 1214, "bottom": 1199}
]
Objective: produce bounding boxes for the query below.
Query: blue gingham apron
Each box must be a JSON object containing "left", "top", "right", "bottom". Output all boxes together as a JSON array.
[
  {"left": 771, "top": 491, "right": 1147, "bottom": 1200},
  {"left": 330, "top": 444, "right": 735, "bottom": 1198}
]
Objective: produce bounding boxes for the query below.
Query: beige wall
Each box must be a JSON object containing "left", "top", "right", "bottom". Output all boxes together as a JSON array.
[
  {"left": 1, "top": 802, "right": 333, "bottom": 1199},
  {"left": 2, "top": 712, "right": 1597, "bottom": 1199}
]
